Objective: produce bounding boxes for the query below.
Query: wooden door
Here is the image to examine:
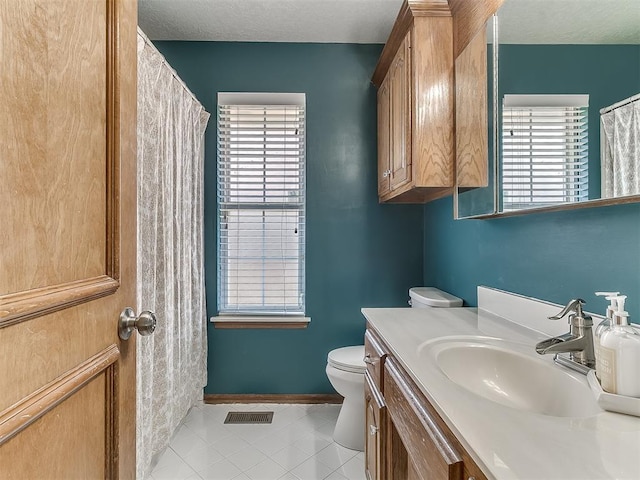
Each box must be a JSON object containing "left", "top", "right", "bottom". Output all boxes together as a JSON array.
[
  {"left": 0, "top": 0, "right": 138, "bottom": 478},
  {"left": 377, "top": 76, "right": 391, "bottom": 196},
  {"left": 389, "top": 35, "right": 412, "bottom": 191}
]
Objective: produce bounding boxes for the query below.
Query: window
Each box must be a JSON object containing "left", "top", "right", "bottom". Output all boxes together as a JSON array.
[
  {"left": 216, "top": 93, "right": 305, "bottom": 318},
  {"left": 501, "top": 94, "right": 589, "bottom": 211}
]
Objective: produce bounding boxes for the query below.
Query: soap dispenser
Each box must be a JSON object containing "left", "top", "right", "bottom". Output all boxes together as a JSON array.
[
  {"left": 599, "top": 295, "right": 640, "bottom": 397},
  {"left": 594, "top": 291, "right": 619, "bottom": 380}
]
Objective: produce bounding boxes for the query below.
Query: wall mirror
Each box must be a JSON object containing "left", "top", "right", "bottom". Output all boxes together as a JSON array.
[{"left": 455, "top": 0, "right": 640, "bottom": 219}]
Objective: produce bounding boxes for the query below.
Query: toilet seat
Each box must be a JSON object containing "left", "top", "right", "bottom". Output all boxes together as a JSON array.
[{"left": 327, "top": 346, "right": 366, "bottom": 374}]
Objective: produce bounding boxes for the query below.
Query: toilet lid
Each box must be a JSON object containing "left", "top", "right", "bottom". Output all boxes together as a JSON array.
[
  {"left": 409, "top": 287, "right": 463, "bottom": 307},
  {"left": 328, "top": 346, "right": 366, "bottom": 374}
]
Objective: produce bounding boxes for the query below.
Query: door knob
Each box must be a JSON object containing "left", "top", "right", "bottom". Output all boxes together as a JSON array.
[{"left": 119, "top": 307, "right": 157, "bottom": 340}]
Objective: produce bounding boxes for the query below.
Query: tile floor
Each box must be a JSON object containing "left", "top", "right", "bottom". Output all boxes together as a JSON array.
[{"left": 149, "top": 402, "right": 365, "bottom": 480}]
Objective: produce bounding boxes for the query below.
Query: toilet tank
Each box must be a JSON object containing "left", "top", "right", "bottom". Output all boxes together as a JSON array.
[{"left": 409, "top": 287, "right": 462, "bottom": 308}]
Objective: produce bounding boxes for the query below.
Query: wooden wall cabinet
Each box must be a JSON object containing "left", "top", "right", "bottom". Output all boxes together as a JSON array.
[
  {"left": 374, "top": 0, "right": 504, "bottom": 204},
  {"left": 373, "top": 4, "right": 455, "bottom": 204},
  {"left": 365, "top": 326, "right": 487, "bottom": 480},
  {"left": 378, "top": 36, "right": 412, "bottom": 197}
]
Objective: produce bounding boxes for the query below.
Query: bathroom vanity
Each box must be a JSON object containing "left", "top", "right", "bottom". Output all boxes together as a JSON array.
[
  {"left": 362, "top": 287, "right": 640, "bottom": 480},
  {"left": 364, "top": 328, "right": 485, "bottom": 480}
]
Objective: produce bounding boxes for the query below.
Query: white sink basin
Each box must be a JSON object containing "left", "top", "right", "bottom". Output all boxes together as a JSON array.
[{"left": 418, "top": 337, "right": 601, "bottom": 417}]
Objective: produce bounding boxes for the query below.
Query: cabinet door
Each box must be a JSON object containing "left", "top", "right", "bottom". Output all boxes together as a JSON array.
[
  {"left": 385, "top": 359, "right": 463, "bottom": 480},
  {"left": 365, "top": 372, "right": 386, "bottom": 480},
  {"left": 390, "top": 35, "right": 412, "bottom": 190},
  {"left": 455, "top": 25, "right": 489, "bottom": 188},
  {"left": 377, "top": 76, "right": 391, "bottom": 196}
]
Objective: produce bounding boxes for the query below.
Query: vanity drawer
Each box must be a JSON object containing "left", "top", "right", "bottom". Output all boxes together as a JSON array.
[
  {"left": 364, "top": 328, "right": 388, "bottom": 391},
  {"left": 384, "top": 358, "right": 463, "bottom": 480}
]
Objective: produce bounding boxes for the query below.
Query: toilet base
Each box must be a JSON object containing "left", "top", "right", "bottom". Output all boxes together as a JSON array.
[{"left": 333, "top": 395, "right": 364, "bottom": 451}]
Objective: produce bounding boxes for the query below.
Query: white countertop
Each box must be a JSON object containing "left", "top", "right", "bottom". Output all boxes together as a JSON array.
[{"left": 362, "top": 305, "right": 640, "bottom": 480}]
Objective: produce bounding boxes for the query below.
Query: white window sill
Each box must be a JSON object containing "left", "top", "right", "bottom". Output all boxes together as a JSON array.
[{"left": 210, "top": 315, "right": 311, "bottom": 329}]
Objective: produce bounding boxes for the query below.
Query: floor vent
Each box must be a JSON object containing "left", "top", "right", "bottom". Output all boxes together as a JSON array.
[{"left": 224, "top": 411, "right": 274, "bottom": 425}]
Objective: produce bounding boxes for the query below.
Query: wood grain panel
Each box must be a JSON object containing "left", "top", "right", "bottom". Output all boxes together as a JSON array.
[
  {"left": 106, "top": 0, "right": 122, "bottom": 282},
  {"left": 455, "top": 27, "right": 488, "bottom": 188},
  {"left": 0, "top": 346, "right": 119, "bottom": 478},
  {"left": 408, "top": 459, "right": 422, "bottom": 480},
  {"left": 0, "top": 0, "right": 137, "bottom": 476},
  {"left": 0, "top": 0, "right": 108, "bottom": 294},
  {"left": 114, "top": 0, "right": 138, "bottom": 477},
  {"left": 0, "top": 0, "right": 123, "bottom": 326},
  {"left": 371, "top": 0, "right": 452, "bottom": 87},
  {"left": 377, "top": 77, "right": 391, "bottom": 196},
  {"left": 380, "top": 186, "right": 452, "bottom": 204},
  {"left": 449, "top": 0, "right": 505, "bottom": 58},
  {"left": 411, "top": 17, "right": 454, "bottom": 189},
  {"left": 385, "top": 358, "right": 463, "bottom": 480},
  {"left": 386, "top": 416, "right": 409, "bottom": 479},
  {"left": 0, "top": 377, "right": 107, "bottom": 479},
  {"left": 390, "top": 35, "right": 412, "bottom": 191},
  {"left": 364, "top": 371, "right": 386, "bottom": 480}
]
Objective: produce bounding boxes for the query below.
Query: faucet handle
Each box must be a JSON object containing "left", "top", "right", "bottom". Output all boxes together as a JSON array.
[{"left": 549, "top": 299, "right": 586, "bottom": 320}]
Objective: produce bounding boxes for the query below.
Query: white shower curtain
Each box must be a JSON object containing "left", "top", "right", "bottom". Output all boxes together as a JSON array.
[
  {"left": 601, "top": 94, "right": 640, "bottom": 198},
  {"left": 136, "top": 29, "right": 210, "bottom": 480}
]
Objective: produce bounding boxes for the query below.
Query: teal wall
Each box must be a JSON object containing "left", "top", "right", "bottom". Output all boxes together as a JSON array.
[
  {"left": 424, "top": 196, "right": 640, "bottom": 322},
  {"left": 500, "top": 45, "right": 640, "bottom": 199},
  {"left": 155, "top": 42, "right": 424, "bottom": 394},
  {"left": 154, "top": 41, "right": 640, "bottom": 393},
  {"left": 427, "top": 44, "right": 640, "bottom": 323}
]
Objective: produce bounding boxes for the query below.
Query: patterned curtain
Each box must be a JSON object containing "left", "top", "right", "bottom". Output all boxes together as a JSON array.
[
  {"left": 601, "top": 95, "right": 640, "bottom": 198},
  {"left": 136, "top": 28, "right": 209, "bottom": 480}
]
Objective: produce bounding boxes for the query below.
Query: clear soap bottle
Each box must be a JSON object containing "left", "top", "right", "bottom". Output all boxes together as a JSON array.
[
  {"left": 599, "top": 295, "right": 640, "bottom": 397},
  {"left": 594, "top": 291, "right": 619, "bottom": 380}
]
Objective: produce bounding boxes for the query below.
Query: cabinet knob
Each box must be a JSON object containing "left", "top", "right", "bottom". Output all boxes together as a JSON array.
[
  {"left": 382, "top": 169, "right": 392, "bottom": 178},
  {"left": 369, "top": 424, "right": 379, "bottom": 436},
  {"left": 364, "top": 354, "right": 376, "bottom": 365}
]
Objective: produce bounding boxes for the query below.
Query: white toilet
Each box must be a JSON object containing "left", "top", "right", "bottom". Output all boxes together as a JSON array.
[{"left": 325, "top": 287, "right": 462, "bottom": 451}]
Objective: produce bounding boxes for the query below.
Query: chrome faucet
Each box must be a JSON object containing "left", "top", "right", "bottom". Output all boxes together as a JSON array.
[{"left": 535, "top": 299, "right": 595, "bottom": 374}]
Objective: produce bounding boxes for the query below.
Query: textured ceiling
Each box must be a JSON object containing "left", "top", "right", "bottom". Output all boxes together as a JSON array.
[
  {"left": 499, "top": 0, "right": 640, "bottom": 44},
  {"left": 138, "top": 0, "right": 403, "bottom": 43},
  {"left": 138, "top": 0, "right": 640, "bottom": 44}
]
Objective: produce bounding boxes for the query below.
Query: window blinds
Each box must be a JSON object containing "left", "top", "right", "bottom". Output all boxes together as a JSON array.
[
  {"left": 217, "top": 94, "right": 305, "bottom": 315},
  {"left": 502, "top": 94, "right": 589, "bottom": 211}
]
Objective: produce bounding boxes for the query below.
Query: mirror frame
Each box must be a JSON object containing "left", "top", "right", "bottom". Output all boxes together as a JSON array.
[{"left": 454, "top": 6, "right": 640, "bottom": 219}]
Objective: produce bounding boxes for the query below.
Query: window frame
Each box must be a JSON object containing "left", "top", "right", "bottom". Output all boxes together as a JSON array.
[{"left": 213, "top": 93, "right": 309, "bottom": 327}]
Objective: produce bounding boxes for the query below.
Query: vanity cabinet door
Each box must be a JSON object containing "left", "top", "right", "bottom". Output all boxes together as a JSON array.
[
  {"left": 365, "top": 371, "right": 386, "bottom": 480},
  {"left": 385, "top": 358, "right": 463, "bottom": 480}
]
